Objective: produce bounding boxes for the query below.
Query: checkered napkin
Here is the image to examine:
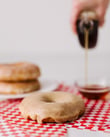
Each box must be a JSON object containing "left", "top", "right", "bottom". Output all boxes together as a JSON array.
[
  {"left": 0, "top": 84, "right": 110, "bottom": 137},
  {"left": 58, "top": 84, "right": 110, "bottom": 133},
  {"left": 0, "top": 98, "right": 66, "bottom": 137}
]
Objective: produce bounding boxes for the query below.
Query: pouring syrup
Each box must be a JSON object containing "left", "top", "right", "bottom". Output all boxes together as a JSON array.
[{"left": 76, "top": 11, "right": 109, "bottom": 100}]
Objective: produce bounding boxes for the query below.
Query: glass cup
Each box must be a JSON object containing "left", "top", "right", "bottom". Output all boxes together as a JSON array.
[{"left": 75, "top": 78, "right": 110, "bottom": 99}]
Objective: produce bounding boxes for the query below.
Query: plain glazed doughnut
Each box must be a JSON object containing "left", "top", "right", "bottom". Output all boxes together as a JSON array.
[
  {"left": 0, "top": 62, "right": 41, "bottom": 81},
  {"left": 19, "top": 91, "right": 85, "bottom": 123},
  {"left": 0, "top": 80, "right": 40, "bottom": 94}
]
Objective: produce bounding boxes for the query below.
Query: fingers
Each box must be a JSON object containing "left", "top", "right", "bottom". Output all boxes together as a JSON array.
[
  {"left": 99, "top": 19, "right": 105, "bottom": 27},
  {"left": 70, "top": 0, "right": 97, "bottom": 34},
  {"left": 70, "top": 1, "right": 83, "bottom": 34},
  {"left": 70, "top": 9, "right": 80, "bottom": 34},
  {"left": 70, "top": 0, "right": 109, "bottom": 33},
  {"left": 95, "top": 6, "right": 106, "bottom": 27}
]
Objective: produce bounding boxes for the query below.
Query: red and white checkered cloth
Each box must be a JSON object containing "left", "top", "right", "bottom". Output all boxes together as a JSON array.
[
  {"left": 0, "top": 98, "right": 66, "bottom": 137},
  {"left": 0, "top": 83, "right": 110, "bottom": 137}
]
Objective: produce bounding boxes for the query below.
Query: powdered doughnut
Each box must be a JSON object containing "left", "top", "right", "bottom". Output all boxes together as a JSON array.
[
  {"left": 0, "top": 80, "right": 40, "bottom": 94},
  {"left": 0, "top": 62, "right": 40, "bottom": 81},
  {"left": 19, "top": 91, "right": 85, "bottom": 123}
]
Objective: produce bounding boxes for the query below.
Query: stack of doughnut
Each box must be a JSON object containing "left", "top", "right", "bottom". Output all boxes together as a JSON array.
[{"left": 0, "top": 62, "right": 41, "bottom": 94}]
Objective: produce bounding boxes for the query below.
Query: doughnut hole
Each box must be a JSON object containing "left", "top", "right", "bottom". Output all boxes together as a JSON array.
[{"left": 41, "top": 96, "right": 54, "bottom": 103}]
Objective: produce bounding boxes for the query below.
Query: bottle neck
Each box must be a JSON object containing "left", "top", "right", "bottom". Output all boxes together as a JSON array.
[{"left": 79, "top": 18, "right": 94, "bottom": 32}]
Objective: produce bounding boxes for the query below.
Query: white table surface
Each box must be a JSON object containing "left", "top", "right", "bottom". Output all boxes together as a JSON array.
[{"left": 67, "top": 128, "right": 110, "bottom": 137}]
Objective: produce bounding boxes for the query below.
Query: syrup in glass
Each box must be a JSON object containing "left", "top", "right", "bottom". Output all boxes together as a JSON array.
[{"left": 78, "top": 84, "right": 110, "bottom": 99}]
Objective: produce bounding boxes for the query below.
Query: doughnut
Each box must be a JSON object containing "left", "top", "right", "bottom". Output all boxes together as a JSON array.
[
  {"left": 0, "top": 62, "right": 40, "bottom": 81},
  {"left": 19, "top": 91, "right": 85, "bottom": 123},
  {"left": 0, "top": 80, "right": 40, "bottom": 94}
]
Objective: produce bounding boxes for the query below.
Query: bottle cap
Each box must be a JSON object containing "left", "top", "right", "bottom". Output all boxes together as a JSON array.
[{"left": 79, "top": 11, "right": 97, "bottom": 20}]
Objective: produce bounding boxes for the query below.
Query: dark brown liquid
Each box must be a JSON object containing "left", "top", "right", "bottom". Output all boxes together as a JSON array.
[
  {"left": 77, "top": 20, "right": 98, "bottom": 49},
  {"left": 79, "top": 85, "right": 109, "bottom": 99}
]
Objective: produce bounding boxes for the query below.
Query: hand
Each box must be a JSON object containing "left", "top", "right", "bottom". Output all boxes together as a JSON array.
[{"left": 71, "top": 0, "right": 109, "bottom": 34}]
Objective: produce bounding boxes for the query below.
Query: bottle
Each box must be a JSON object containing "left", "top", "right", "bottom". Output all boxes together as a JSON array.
[{"left": 76, "top": 11, "right": 99, "bottom": 49}]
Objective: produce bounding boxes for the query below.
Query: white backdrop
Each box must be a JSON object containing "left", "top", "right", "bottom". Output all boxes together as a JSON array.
[
  {"left": 0, "top": 0, "right": 109, "bottom": 81},
  {"left": 0, "top": 0, "right": 109, "bottom": 56}
]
